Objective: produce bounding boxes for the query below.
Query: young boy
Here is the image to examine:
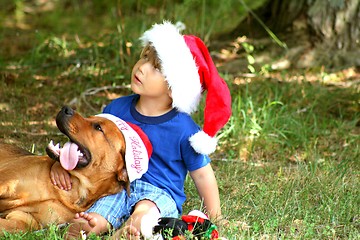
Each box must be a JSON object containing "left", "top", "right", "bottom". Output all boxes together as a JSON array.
[{"left": 50, "top": 21, "right": 231, "bottom": 239}]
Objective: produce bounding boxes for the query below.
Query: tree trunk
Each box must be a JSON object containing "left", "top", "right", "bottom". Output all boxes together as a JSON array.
[
  {"left": 229, "top": 0, "right": 360, "bottom": 68},
  {"left": 307, "top": 0, "right": 359, "bottom": 51},
  {"left": 270, "top": 0, "right": 360, "bottom": 67}
]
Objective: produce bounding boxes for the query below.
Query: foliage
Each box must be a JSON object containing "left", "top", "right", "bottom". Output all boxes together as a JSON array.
[{"left": 0, "top": 0, "right": 359, "bottom": 239}]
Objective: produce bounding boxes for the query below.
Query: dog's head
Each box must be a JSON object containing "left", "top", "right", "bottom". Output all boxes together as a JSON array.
[{"left": 46, "top": 106, "right": 130, "bottom": 194}]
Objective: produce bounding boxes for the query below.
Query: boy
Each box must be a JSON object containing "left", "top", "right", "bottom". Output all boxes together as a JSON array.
[{"left": 50, "top": 21, "right": 231, "bottom": 239}]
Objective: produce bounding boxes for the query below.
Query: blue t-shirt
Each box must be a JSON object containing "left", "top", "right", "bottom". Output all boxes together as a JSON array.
[{"left": 103, "top": 94, "right": 210, "bottom": 213}]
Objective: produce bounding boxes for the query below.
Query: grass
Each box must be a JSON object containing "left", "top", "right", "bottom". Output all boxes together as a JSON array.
[
  {"left": 1, "top": 1, "right": 359, "bottom": 239},
  {"left": 185, "top": 77, "right": 359, "bottom": 239}
]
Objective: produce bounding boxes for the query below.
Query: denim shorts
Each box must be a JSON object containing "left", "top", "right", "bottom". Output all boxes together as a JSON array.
[{"left": 86, "top": 180, "right": 179, "bottom": 229}]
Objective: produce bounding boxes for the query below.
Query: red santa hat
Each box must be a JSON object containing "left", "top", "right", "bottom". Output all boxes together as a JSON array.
[
  {"left": 97, "top": 114, "right": 152, "bottom": 182},
  {"left": 140, "top": 21, "right": 232, "bottom": 155}
]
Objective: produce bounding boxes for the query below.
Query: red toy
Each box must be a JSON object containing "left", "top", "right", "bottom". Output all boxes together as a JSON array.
[{"left": 153, "top": 210, "right": 219, "bottom": 239}]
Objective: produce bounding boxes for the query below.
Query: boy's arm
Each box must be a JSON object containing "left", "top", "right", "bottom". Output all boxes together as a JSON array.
[
  {"left": 50, "top": 161, "right": 72, "bottom": 191},
  {"left": 189, "top": 163, "right": 222, "bottom": 221}
]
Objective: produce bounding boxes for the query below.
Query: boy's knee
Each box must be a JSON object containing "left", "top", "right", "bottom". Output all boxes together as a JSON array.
[
  {"left": 124, "top": 200, "right": 160, "bottom": 235},
  {"left": 134, "top": 199, "right": 159, "bottom": 214}
]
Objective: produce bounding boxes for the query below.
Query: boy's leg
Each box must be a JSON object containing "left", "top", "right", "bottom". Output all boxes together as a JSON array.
[
  {"left": 111, "top": 199, "right": 159, "bottom": 240},
  {"left": 65, "top": 212, "right": 111, "bottom": 239}
]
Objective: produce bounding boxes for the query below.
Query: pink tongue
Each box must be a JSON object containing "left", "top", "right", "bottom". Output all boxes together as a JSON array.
[{"left": 60, "top": 142, "right": 80, "bottom": 170}]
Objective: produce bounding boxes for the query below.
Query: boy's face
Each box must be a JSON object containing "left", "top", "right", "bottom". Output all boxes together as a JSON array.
[{"left": 131, "top": 45, "right": 171, "bottom": 98}]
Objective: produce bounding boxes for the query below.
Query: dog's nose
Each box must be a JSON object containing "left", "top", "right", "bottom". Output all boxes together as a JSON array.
[
  {"left": 56, "top": 106, "right": 75, "bottom": 134},
  {"left": 62, "top": 106, "right": 74, "bottom": 116}
]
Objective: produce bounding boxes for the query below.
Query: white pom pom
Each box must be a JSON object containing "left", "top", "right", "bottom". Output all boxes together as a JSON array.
[{"left": 189, "top": 131, "right": 217, "bottom": 155}]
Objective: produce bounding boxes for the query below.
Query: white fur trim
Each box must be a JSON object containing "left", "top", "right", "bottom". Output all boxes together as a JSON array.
[
  {"left": 140, "top": 21, "right": 202, "bottom": 114},
  {"left": 140, "top": 211, "right": 162, "bottom": 239},
  {"left": 188, "top": 210, "right": 209, "bottom": 219},
  {"left": 189, "top": 130, "right": 217, "bottom": 155},
  {"left": 97, "top": 114, "right": 149, "bottom": 182}
]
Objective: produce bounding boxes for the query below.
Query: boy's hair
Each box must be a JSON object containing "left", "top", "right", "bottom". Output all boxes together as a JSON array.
[{"left": 140, "top": 45, "right": 162, "bottom": 71}]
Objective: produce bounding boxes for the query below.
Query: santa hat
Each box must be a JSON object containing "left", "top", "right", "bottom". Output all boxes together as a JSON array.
[
  {"left": 140, "top": 21, "right": 232, "bottom": 155},
  {"left": 97, "top": 114, "right": 152, "bottom": 182}
]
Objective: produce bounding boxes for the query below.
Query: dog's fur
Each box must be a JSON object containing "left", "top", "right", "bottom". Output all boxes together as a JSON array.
[{"left": 0, "top": 106, "right": 129, "bottom": 234}]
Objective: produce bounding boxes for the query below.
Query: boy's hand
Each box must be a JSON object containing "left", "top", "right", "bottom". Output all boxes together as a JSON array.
[{"left": 50, "top": 161, "right": 72, "bottom": 191}]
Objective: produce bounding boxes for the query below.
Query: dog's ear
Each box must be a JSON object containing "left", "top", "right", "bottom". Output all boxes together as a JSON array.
[
  {"left": 117, "top": 145, "right": 130, "bottom": 195},
  {"left": 118, "top": 168, "right": 130, "bottom": 196}
]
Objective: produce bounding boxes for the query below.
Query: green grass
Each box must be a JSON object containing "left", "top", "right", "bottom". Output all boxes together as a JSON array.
[
  {"left": 1, "top": 1, "right": 359, "bottom": 239},
  {"left": 185, "top": 76, "right": 359, "bottom": 239}
]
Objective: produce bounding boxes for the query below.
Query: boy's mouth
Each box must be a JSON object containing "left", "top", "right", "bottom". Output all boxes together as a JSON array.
[{"left": 134, "top": 75, "right": 142, "bottom": 84}]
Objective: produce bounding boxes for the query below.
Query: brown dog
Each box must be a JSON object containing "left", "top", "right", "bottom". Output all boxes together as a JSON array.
[{"left": 0, "top": 106, "right": 130, "bottom": 234}]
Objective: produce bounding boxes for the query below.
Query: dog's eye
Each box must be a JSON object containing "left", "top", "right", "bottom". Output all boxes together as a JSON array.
[{"left": 94, "top": 124, "right": 103, "bottom": 132}]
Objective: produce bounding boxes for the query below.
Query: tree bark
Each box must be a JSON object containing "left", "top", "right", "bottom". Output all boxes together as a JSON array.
[
  {"left": 308, "top": 0, "right": 360, "bottom": 50},
  {"left": 229, "top": 0, "right": 360, "bottom": 68}
]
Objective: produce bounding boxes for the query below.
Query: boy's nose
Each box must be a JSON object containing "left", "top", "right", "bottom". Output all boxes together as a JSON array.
[{"left": 138, "top": 61, "right": 150, "bottom": 73}]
